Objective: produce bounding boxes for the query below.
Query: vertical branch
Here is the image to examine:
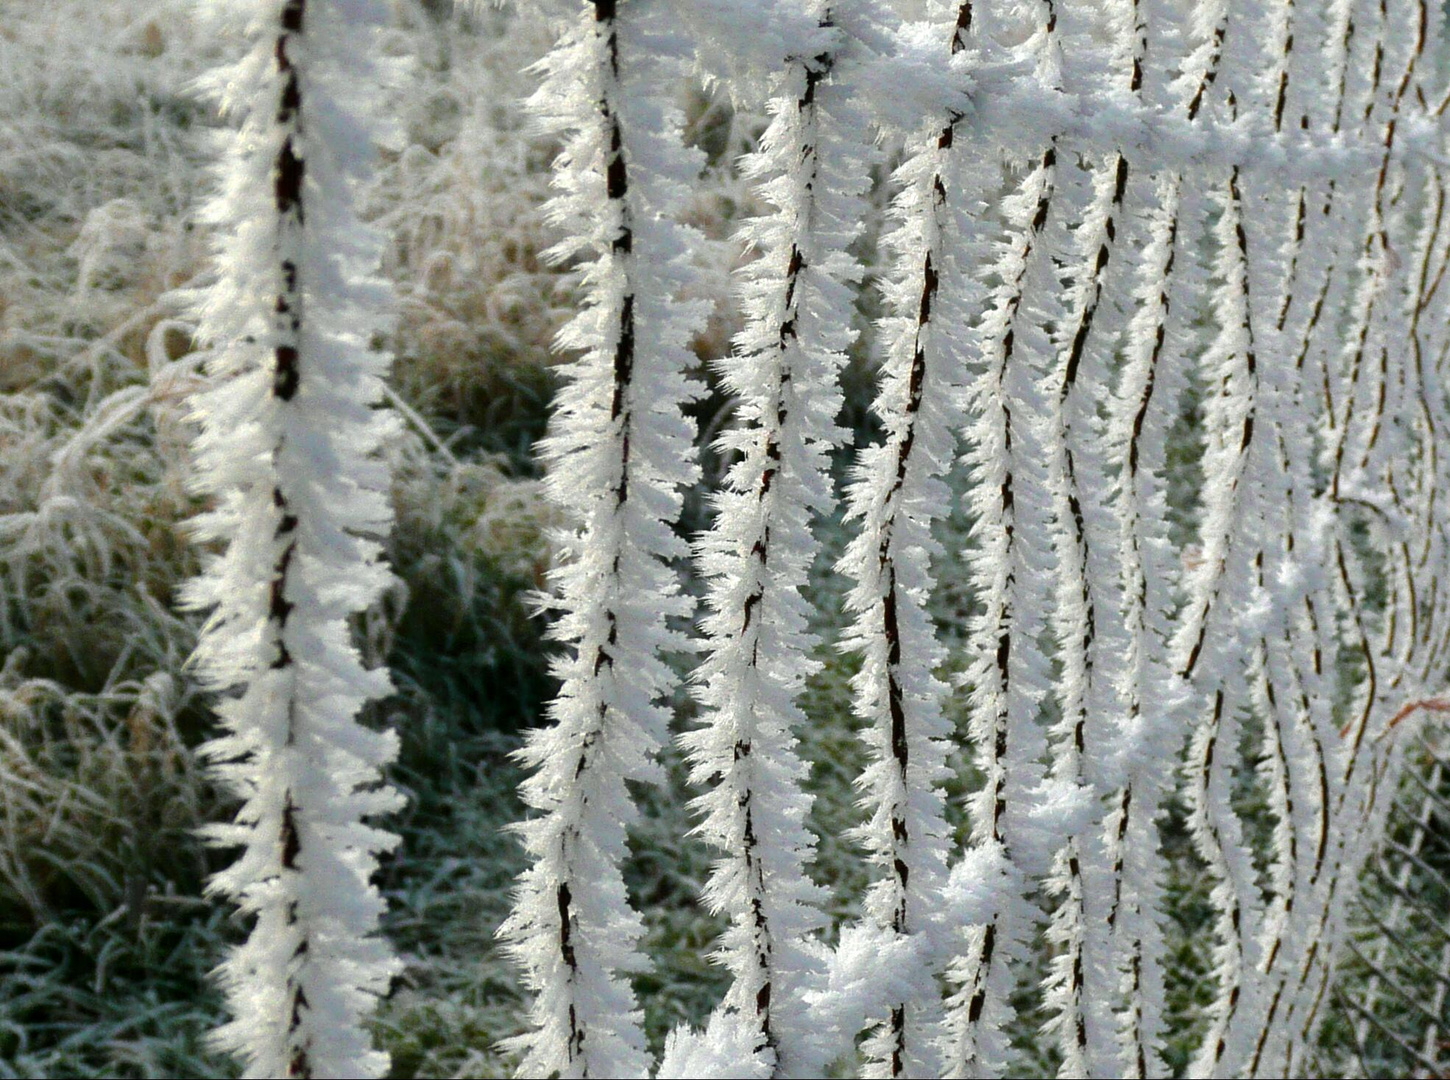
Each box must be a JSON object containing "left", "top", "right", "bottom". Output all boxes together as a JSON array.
[
  {"left": 499, "top": 2, "right": 706, "bottom": 1076},
  {"left": 1249, "top": 0, "right": 1309, "bottom": 993},
  {"left": 1180, "top": 154, "right": 1267, "bottom": 1080},
  {"left": 1039, "top": 2, "right": 1143, "bottom": 1074},
  {"left": 1403, "top": 155, "right": 1450, "bottom": 696},
  {"left": 1103, "top": 3, "right": 1229, "bottom": 1074},
  {"left": 1170, "top": 5, "right": 1313, "bottom": 1071},
  {"left": 1243, "top": 3, "right": 1430, "bottom": 1068},
  {"left": 837, "top": 5, "right": 975, "bottom": 1076},
  {"left": 1104, "top": 171, "right": 1194, "bottom": 1080},
  {"left": 1217, "top": 1, "right": 1344, "bottom": 1073},
  {"left": 187, "top": 1, "right": 401, "bottom": 1077},
  {"left": 1339, "top": 0, "right": 1430, "bottom": 700},
  {"left": 946, "top": 4, "right": 1065, "bottom": 1076},
  {"left": 685, "top": 8, "right": 883, "bottom": 1074},
  {"left": 1244, "top": 14, "right": 1382, "bottom": 1064},
  {"left": 480, "top": 2, "right": 1450, "bottom": 1076}
]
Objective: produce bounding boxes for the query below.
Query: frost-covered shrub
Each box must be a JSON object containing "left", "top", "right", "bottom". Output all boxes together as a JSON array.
[
  {"left": 504, "top": 2, "right": 1450, "bottom": 1078},
  {"left": 5, "top": 0, "right": 1450, "bottom": 1078}
]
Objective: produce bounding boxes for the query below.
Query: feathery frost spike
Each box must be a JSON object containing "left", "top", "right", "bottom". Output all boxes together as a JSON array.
[
  {"left": 184, "top": 1, "right": 401, "bottom": 1076},
  {"left": 497, "top": 2, "right": 707, "bottom": 1076},
  {"left": 834, "top": 5, "right": 975, "bottom": 1076},
  {"left": 1105, "top": 173, "right": 1201, "bottom": 1080},
  {"left": 683, "top": 6, "right": 882, "bottom": 1075},
  {"left": 479, "top": 1, "right": 1450, "bottom": 1076},
  {"left": 1216, "top": 2, "right": 1364, "bottom": 1068},
  {"left": 1177, "top": 8, "right": 1283, "bottom": 1065}
]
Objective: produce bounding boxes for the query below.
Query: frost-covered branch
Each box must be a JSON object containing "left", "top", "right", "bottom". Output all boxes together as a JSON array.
[
  {"left": 1037, "top": 3, "right": 1143, "bottom": 1073},
  {"left": 497, "top": 3, "right": 707, "bottom": 1075},
  {"left": 831, "top": 5, "right": 975, "bottom": 1076},
  {"left": 1263, "top": 4, "right": 1443, "bottom": 1070},
  {"left": 681, "top": 7, "right": 880, "bottom": 1075},
  {"left": 1156, "top": 7, "right": 1313, "bottom": 1074},
  {"left": 945, "top": 4, "right": 1065, "bottom": 1076},
  {"left": 481, "top": 2, "right": 1450, "bottom": 1075},
  {"left": 185, "top": 2, "right": 401, "bottom": 1076},
  {"left": 1097, "top": 3, "right": 1236, "bottom": 1075},
  {"left": 1237, "top": 3, "right": 1385, "bottom": 1071}
]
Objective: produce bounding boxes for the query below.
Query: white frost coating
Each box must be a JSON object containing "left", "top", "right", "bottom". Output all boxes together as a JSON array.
[
  {"left": 1103, "top": 176, "right": 1202, "bottom": 1080},
  {"left": 1270, "top": 4, "right": 1447, "bottom": 1070},
  {"left": 675, "top": 0, "right": 838, "bottom": 105},
  {"left": 1230, "top": 10, "right": 1364, "bottom": 1068},
  {"left": 1178, "top": 2, "right": 1330, "bottom": 1075},
  {"left": 496, "top": 2, "right": 708, "bottom": 1076},
  {"left": 1097, "top": 3, "right": 1229, "bottom": 1074},
  {"left": 1228, "top": 2, "right": 1347, "bottom": 1072},
  {"left": 184, "top": 1, "right": 401, "bottom": 1077},
  {"left": 806, "top": 922, "right": 926, "bottom": 1068},
  {"left": 683, "top": 5, "right": 883, "bottom": 1075}
]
